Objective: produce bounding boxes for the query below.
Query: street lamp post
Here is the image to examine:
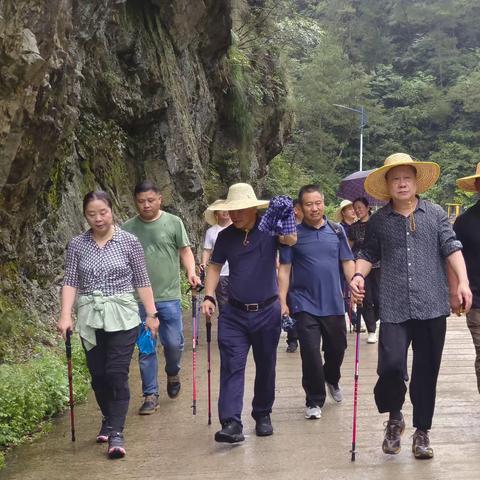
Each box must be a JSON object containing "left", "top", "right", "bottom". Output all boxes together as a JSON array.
[{"left": 333, "top": 104, "right": 367, "bottom": 172}]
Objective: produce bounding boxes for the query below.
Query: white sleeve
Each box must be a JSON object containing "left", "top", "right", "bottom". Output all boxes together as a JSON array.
[{"left": 203, "top": 227, "right": 215, "bottom": 250}]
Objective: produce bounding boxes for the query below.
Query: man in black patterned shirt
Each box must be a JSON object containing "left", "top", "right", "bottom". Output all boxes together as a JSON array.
[{"left": 350, "top": 153, "right": 472, "bottom": 460}]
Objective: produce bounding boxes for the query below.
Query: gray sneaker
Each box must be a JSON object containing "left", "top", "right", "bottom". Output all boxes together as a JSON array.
[
  {"left": 327, "top": 383, "right": 343, "bottom": 402},
  {"left": 304, "top": 406, "right": 322, "bottom": 419},
  {"left": 138, "top": 395, "right": 159, "bottom": 415}
]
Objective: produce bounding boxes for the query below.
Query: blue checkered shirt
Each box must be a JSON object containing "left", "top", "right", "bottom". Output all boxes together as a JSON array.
[{"left": 259, "top": 195, "right": 296, "bottom": 236}]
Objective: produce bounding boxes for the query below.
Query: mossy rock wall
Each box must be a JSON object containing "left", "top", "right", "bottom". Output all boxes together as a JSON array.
[{"left": 0, "top": 0, "right": 291, "bottom": 340}]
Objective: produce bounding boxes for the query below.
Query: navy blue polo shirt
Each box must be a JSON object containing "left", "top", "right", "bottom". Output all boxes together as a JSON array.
[
  {"left": 279, "top": 218, "right": 354, "bottom": 317},
  {"left": 211, "top": 220, "right": 278, "bottom": 304}
]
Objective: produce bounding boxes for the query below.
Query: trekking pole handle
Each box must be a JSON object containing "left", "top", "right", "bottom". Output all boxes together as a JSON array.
[{"left": 66, "top": 329, "right": 72, "bottom": 359}]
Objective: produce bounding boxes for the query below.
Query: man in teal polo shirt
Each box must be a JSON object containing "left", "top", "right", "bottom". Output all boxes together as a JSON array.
[
  {"left": 123, "top": 181, "right": 200, "bottom": 415},
  {"left": 279, "top": 184, "right": 354, "bottom": 420}
]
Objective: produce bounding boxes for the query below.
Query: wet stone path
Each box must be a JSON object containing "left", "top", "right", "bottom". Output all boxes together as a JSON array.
[{"left": 1, "top": 316, "right": 480, "bottom": 480}]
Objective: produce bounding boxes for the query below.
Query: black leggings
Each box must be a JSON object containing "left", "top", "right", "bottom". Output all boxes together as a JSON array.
[{"left": 83, "top": 327, "right": 137, "bottom": 432}]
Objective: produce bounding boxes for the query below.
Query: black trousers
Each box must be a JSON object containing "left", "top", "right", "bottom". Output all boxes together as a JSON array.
[
  {"left": 362, "top": 268, "right": 380, "bottom": 333},
  {"left": 374, "top": 316, "right": 446, "bottom": 431},
  {"left": 294, "top": 312, "right": 347, "bottom": 408},
  {"left": 286, "top": 324, "right": 298, "bottom": 345},
  {"left": 83, "top": 327, "right": 137, "bottom": 432}
]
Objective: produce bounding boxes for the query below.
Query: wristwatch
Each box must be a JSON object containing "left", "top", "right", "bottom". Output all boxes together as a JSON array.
[
  {"left": 146, "top": 312, "right": 158, "bottom": 319},
  {"left": 352, "top": 272, "right": 365, "bottom": 280}
]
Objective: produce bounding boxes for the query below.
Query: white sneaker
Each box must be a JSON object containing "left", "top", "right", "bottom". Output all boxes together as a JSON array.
[
  {"left": 305, "top": 406, "right": 322, "bottom": 419},
  {"left": 326, "top": 383, "right": 343, "bottom": 403},
  {"left": 367, "top": 332, "right": 377, "bottom": 344}
]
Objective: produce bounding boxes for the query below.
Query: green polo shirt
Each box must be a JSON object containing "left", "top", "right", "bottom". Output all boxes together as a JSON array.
[{"left": 122, "top": 212, "right": 190, "bottom": 301}]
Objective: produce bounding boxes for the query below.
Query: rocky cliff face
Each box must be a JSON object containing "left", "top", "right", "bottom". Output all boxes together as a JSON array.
[{"left": 0, "top": 0, "right": 289, "bottom": 324}]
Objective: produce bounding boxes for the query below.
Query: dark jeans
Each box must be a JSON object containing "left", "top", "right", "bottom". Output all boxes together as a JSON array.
[
  {"left": 217, "top": 301, "right": 281, "bottom": 424},
  {"left": 294, "top": 312, "right": 347, "bottom": 408},
  {"left": 83, "top": 327, "right": 137, "bottom": 432},
  {"left": 215, "top": 276, "right": 229, "bottom": 315},
  {"left": 362, "top": 267, "right": 380, "bottom": 333},
  {"left": 374, "top": 316, "right": 446, "bottom": 430}
]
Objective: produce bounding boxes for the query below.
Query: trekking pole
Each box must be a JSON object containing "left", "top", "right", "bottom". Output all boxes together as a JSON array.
[
  {"left": 348, "top": 291, "right": 353, "bottom": 334},
  {"left": 191, "top": 289, "right": 198, "bottom": 415},
  {"left": 206, "top": 313, "right": 212, "bottom": 425},
  {"left": 197, "top": 268, "right": 206, "bottom": 344},
  {"left": 351, "top": 302, "right": 362, "bottom": 461},
  {"left": 65, "top": 329, "right": 76, "bottom": 442}
]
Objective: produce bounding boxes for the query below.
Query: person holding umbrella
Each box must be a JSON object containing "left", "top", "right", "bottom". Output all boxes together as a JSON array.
[
  {"left": 350, "top": 153, "right": 472, "bottom": 460},
  {"left": 452, "top": 163, "right": 480, "bottom": 393},
  {"left": 201, "top": 183, "right": 296, "bottom": 443},
  {"left": 57, "top": 191, "right": 158, "bottom": 459},
  {"left": 349, "top": 197, "right": 379, "bottom": 343}
]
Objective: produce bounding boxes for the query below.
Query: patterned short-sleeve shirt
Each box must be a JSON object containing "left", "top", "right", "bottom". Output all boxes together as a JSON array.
[
  {"left": 358, "top": 198, "right": 462, "bottom": 323},
  {"left": 63, "top": 227, "right": 151, "bottom": 295}
]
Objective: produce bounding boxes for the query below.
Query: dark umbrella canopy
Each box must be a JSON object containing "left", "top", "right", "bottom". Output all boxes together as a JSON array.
[{"left": 337, "top": 169, "right": 387, "bottom": 207}]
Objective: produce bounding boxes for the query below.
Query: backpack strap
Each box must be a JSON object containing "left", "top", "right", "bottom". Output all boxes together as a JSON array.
[{"left": 327, "top": 220, "right": 344, "bottom": 239}]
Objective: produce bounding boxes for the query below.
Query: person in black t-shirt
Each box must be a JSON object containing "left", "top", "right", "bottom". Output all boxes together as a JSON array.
[{"left": 452, "top": 163, "right": 480, "bottom": 393}]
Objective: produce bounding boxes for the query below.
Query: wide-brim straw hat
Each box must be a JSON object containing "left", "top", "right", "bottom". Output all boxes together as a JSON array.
[
  {"left": 456, "top": 162, "right": 480, "bottom": 192},
  {"left": 365, "top": 153, "right": 440, "bottom": 201},
  {"left": 206, "top": 183, "right": 269, "bottom": 212},
  {"left": 204, "top": 199, "right": 226, "bottom": 226},
  {"left": 335, "top": 199, "right": 353, "bottom": 222}
]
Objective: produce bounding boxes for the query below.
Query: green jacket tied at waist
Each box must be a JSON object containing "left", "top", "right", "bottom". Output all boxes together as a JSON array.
[{"left": 76, "top": 291, "right": 140, "bottom": 351}]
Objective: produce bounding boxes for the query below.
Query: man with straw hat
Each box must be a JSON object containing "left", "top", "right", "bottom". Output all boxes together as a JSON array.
[
  {"left": 452, "top": 163, "right": 480, "bottom": 393},
  {"left": 350, "top": 153, "right": 472, "bottom": 460},
  {"left": 201, "top": 183, "right": 296, "bottom": 443},
  {"left": 201, "top": 200, "right": 232, "bottom": 314}
]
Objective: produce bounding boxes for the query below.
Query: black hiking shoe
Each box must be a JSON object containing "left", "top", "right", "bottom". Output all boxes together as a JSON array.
[
  {"left": 167, "top": 375, "right": 181, "bottom": 399},
  {"left": 382, "top": 415, "right": 405, "bottom": 454},
  {"left": 214, "top": 419, "right": 245, "bottom": 443},
  {"left": 412, "top": 429, "right": 434, "bottom": 459},
  {"left": 138, "top": 394, "right": 159, "bottom": 415},
  {"left": 96, "top": 417, "right": 110, "bottom": 443},
  {"left": 107, "top": 431, "right": 126, "bottom": 459},
  {"left": 255, "top": 414, "right": 273, "bottom": 437}
]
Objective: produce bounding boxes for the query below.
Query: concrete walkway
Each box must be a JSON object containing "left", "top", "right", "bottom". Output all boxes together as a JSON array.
[{"left": 1, "top": 316, "right": 480, "bottom": 480}]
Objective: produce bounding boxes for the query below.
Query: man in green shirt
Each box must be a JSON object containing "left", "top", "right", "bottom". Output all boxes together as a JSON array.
[{"left": 123, "top": 181, "right": 200, "bottom": 414}]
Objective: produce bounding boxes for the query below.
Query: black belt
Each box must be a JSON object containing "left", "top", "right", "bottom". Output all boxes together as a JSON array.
[{"left": 228, "top": 295, "right": 278, "bottom": 312}]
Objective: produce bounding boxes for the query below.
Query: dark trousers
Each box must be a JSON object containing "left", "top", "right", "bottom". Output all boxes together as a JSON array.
[
  {"left": 294, "top": 312, "right": 347, "bottom": 408},
  {"left": 286, "top": 324, "right": 298, "bottom": 345},
  {"left": 374, "top": 316, "right": 446, "bottom": 430},
  {"left": 217, "top": 301, "right": 281, "bottom": 424},
  {"left": 83, "top": 327, "right": 137, "bottom": 432},
  {"left": 362, "top": 268, "right": 380, "bottom": 333}
]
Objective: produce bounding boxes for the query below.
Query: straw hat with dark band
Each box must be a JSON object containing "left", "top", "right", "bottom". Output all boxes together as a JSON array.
[
  {"left": 206, "top": 183, "right": 269, "bottom": 212},
  {"left": 456, "top": 162, "right": 480, "bottom": 192},
  {"left": 335, "top": 199, "right": 353, "bottom": 222},
  {"left": 364, "top": 153, "right": 440, "bottom": 201}
]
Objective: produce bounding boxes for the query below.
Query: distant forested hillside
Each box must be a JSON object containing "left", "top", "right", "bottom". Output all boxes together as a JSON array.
[{"left": 264, "top": 0, "right": 480, "bottom": 208}]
